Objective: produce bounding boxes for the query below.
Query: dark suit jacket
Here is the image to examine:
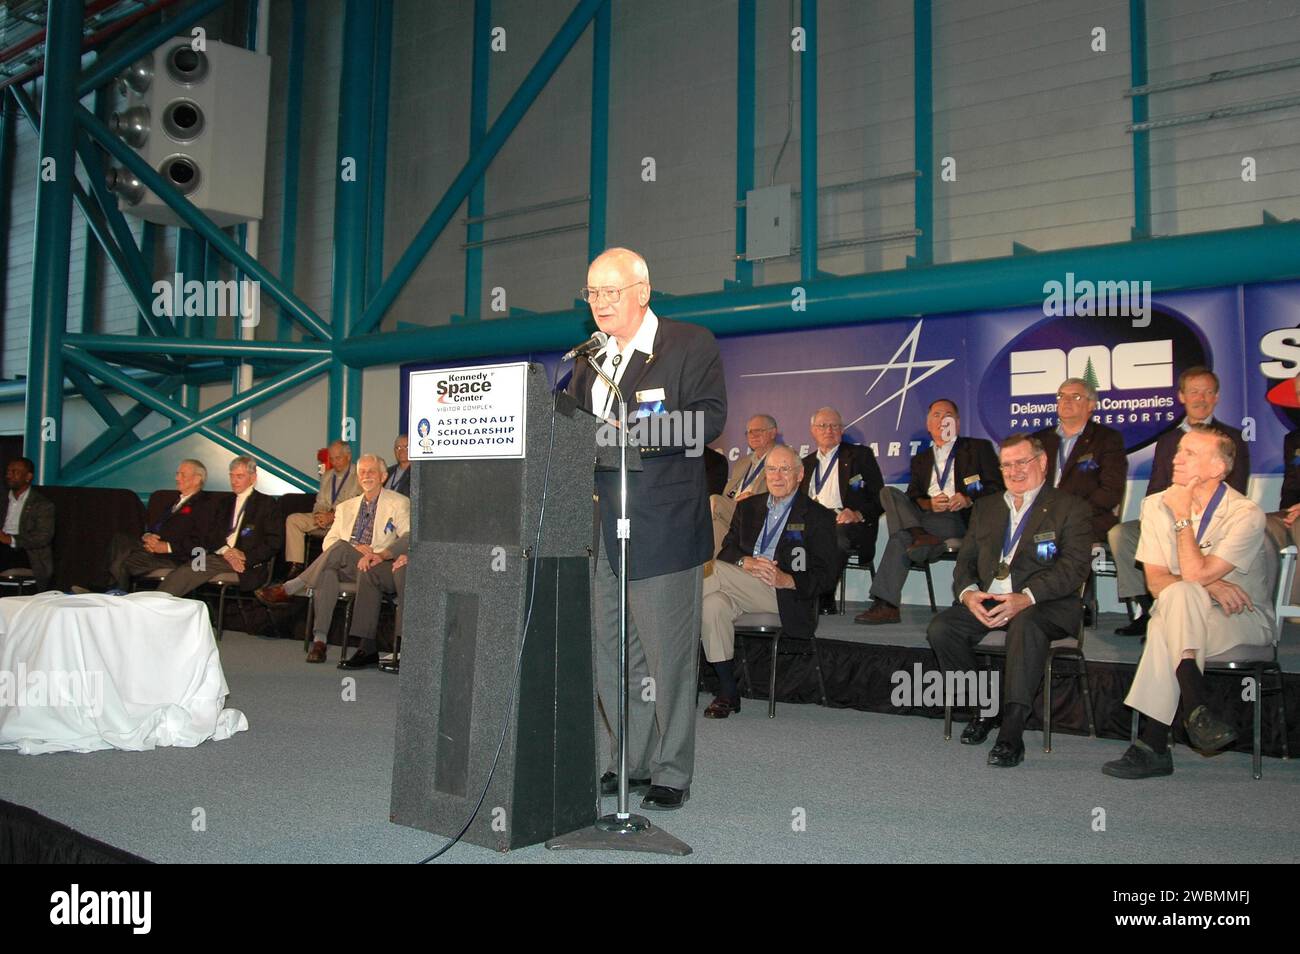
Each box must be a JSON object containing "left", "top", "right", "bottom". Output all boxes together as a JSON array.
[
  {"left": 143, "top": 489, "right": 217, "bottom": 559},
  {"left": 906, "top": 436, "right": 1003, "bottom": 527},
  {"left": 1032, "top": 421, "right": 1128, "bottom": 541},
  {"left": 2, "top": 488, "right": 54, "bottom": 589},
  {"left": 1280, "top": 431, "right": 1300, "bottom": 510},
  {"left": 953, "top": 486, "right": 1093, "bottom": 634},
  {"left": 799, "top": 441, "right": 884, "bottom": 560},
  {"left": 385, "top": 464, "right": 411, "bottom": 497},
  {"left": 717, "top": 493, "right": 840, "bottom": 637},
  {"left": 1147, "top": 418, "right": 1249, "bottom": 496},
  {"left": 567, "top": 314, "right": 728, "bottom": 580},
  {"left": 208, "top": 490, "right": 283, "bottom": 589}
]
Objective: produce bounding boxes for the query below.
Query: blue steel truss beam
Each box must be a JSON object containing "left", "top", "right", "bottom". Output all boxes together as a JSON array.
[
  {"left": 912, "top": 0, "right": 934, "bottom": 266},
  {"left": 1130, "top": 0, "right": 1151, "bottom": 238},
  {"left": 25, "top": 0, "right": 83, "bottom": 484},
  {"left": 78, "top": 0, "right": 228, "bottom": 97},
  {"left": 800, "top": 0, "right": 818, "bottom": 281},
  {"left": 355, "top": 0, "right": 606, "bottom": 337},
  {"left": 587, "top": 0, "right": 609, "bottom": 262},
  {"left": 337, "top": 220, "right": 1300, "bottom": 368},
  {"left": 61, "top": 348, "right": 327, "bottom": 490},
  {"left": 462, "top": 0, "right": 491, "bottom": 322},
  {"left": 278, "top": 0, "right": 307, "bottom": 340},
  {"left": 62, "top": 376, "right": 184, "bottom": 474},
  {"left": 734, "top": 0, "right": 754, "bottom": 286}
]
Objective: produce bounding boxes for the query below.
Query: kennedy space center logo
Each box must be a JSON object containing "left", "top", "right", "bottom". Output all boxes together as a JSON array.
[{"left": 978, "top": 304, "right": 1210, "bottom": 451}]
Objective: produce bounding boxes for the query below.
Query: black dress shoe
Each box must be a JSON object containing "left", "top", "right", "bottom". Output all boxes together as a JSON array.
[
  {"left": 599, "top": 772, "right": 651, "bottom": 796},
  {"left": 640, "top": 785, "right": 689, "bottom": 811},
  {"left": 960, "top": 717, "right": 995, "bottom": 745},
  {"left": 987, "top": 739, "right": 1025, "bottom": 767},
  {"left": 1183, "top": 705, "right": 1238, "bottom": 753},
  {"left": 338, "top": 650, "right": 380, "bottom": 670},
  {"left": 1115, "top": 614, "right": 1149, "bottom": 637},
  {"left": 818, "top": 597, "right": 840, "bottom": 616},
  {"left": 703, "top": 695, "right": 740, "bottom": 718},
  {"left": 378, "top": 660, "right": 400, "bottom": 674},
  {"left": 1102, "top": 741, "right": 1174, "bottom": 779}
]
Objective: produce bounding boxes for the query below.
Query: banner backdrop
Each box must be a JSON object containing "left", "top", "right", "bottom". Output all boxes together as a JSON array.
[{"left": 401, "top": 280, "right": 1300, "bottom": 486}]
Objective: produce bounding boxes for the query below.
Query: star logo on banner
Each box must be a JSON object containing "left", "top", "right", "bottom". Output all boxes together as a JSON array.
[{"left": 741, "top": 320, "right": 954, "bottom": 428}]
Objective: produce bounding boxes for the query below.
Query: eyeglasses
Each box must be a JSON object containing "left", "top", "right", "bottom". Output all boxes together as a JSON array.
[
  {"left": 999, "top": 456, "right": 1039, "bottom": 473},
  {"left": 579, "top": 282, "right": 644, "bottom": 304},
  {"left": 812, "top": 422, "right": 842, "bottom": 430},
  {"left": 765, "top": 465, "right": 799, "bottom": 476},
  {"left": 1056, "top": 392, "right": 1088, "bottom": 403},
  {"left": 746, "top": 427, "right": 775, "bottom": 435}
]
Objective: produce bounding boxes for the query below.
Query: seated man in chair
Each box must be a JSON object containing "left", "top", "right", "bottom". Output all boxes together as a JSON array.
[
  {"left": 107, "top": 459, "right": 216, "bottom": 593},
  {"left": 800, "top": 406, "right": 884, "bottom": 614},
  {"left": 926, "top": 434, "right": 1092, "bottom": 767},
  {"left": 0, "top": 457, "right": 55, "bottom": 591},
  {"left": 343, "top": 532, "right": 409, "bottom": 671},
  {"left": 702, "top": 444, "right": 840, "bottom": 718},
  {"left": 856, "top": 398, "right": 1001, "bottom": 625},
  {"left": 157, "top": 456, "right": 283, "bottom": 597},
  {"left": 282, "top": 440, "right": 361, "bottom": 578},
  {"left": 1103, "top": 424, "right": 1274, "bottom": 779},
  {"left": 257, "top": 454, "right": 410, "bottom": 663}
]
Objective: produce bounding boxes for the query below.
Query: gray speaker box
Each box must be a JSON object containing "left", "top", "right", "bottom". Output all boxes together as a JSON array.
[{"left": 391, "top": 364, "right": 599, "bottom": 851}]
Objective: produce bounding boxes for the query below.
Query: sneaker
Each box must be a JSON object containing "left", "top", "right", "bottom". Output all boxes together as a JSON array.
[{"left": 1102, "top": 741, "right": 1173, "bottom": 779}]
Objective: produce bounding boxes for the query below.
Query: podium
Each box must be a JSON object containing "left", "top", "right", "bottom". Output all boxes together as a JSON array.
[{"left": 390, "top": 363, "right": 599, "bottom": 850}]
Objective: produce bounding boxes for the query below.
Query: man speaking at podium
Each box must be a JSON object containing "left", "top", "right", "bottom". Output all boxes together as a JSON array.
[{"left": 567, "top": 247, "right": 727, "bottom": 811}]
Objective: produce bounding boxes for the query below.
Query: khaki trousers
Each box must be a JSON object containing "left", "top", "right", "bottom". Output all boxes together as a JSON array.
[
  {"left": 284, "top": 511, "right": 327, "bottom": 563},
  {"left": 701, "top": 560, "right": 780, "bottom": 663}
]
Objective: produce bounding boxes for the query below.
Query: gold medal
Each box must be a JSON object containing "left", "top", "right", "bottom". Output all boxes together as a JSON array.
[{"left": 995, "top": 561, "right": 1010, "bottom": 580}]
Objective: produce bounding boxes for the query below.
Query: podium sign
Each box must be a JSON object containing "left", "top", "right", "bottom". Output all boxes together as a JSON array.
[{"left": 407, "top": 361, "right": 529, "bottom": 460}]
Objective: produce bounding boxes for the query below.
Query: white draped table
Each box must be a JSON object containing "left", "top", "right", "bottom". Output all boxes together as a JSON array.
[{"left": 0, "top": 592, "right": 247, "bottom": 754}]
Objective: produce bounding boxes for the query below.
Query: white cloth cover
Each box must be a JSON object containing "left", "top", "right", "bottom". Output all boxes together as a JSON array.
[{"left": 0, "top": 592, "right": 247, "bottom": 755}]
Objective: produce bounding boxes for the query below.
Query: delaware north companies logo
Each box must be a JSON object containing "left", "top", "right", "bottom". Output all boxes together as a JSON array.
[{"left": 978, "top": 304, "right": 1210, "bottom": 451}]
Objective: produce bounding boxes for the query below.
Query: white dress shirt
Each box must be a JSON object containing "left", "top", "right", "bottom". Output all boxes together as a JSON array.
[
  {"left": 927, "top": 440, "right": 955, "bottom": 497},
  {"left": 987, "top": 484, "right": 1044, "bottom": 596},
  {"left": 220, "top": 487, "right": 255, "bottom": 552},
  {"left": 589, "top": 307, "right": 660, "bottom": 421},
  {"left": 4, "top": 489, "right": 28, "bottom": 545},
  {"left": 810, "top": 447, "right": 843, "bottom": 510}
]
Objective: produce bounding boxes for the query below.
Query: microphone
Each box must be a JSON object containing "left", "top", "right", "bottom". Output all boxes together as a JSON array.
[{"left": 562, "top": 330, "right": 609, "bottom": 362}]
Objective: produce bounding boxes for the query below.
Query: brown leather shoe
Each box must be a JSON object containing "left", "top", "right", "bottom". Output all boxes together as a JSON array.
[
  {"left": 305, "top": 640, "right": 327, "bottom": 663},
  {"left": 909, "top": 527, "right": 943, "bottom": 548},
  {"left": 854, "top": 600, "right": 900, "bottom": 625},
  {"left": 703, "top": 695, "right": 740, "bottom": 719},
  {"left": 255, "top": 584, "right": 291, "bottom": 606}
]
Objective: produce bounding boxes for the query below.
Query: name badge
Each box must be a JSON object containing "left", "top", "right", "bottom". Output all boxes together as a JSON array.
[
  {"left": 963, "top": 475, "right": 981, "bottom": 485},
  {"left": 1033, "top": 531, "right": 1056, "bottom": 542},
  {"left": 786, "top": 523, "right": 805, "bottom": 531},
  {"left": 636, "top": 387, "right": 666, "bottom": 403}
]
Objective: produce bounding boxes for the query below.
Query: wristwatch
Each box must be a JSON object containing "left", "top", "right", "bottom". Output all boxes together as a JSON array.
[
  {"left": 736, "top": 557, "right": 747, "bottom": 568},
  {"left": 1173, "top": 518, "right": 1193, "bottom": 533}
]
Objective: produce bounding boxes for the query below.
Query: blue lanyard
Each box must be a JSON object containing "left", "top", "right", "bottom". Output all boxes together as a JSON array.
[
  {"left": 812, "top": 449, "right": 839, "bottom": 495},
  {"left": 1195, "top": 483, "right": 1228, "bottom": 544},
  {"left": 932, "top": 445, "right": 955, "bottom": 492},
  {"left": 1002, "top": 501, "right": 1033, "bottom": 561},
  {"left": 739, "top": 454, "right": 767, "bottom": 494},
  {"left": 331, "top": 466, "right": 350, "bottom": 506},
  {"left": 758, "top": 504, "right": 790, "bottom": 553}
]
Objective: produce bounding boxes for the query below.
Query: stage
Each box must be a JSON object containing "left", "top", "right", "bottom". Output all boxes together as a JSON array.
[{"left": 1, "top": 607, "right": 1297, "bottom": 864}]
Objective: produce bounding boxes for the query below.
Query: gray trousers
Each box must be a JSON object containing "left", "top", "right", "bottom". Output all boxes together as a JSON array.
[
  {"left": 291, "top": 542, "right": 360, "bottom": 641},
  {"left": 593, "top": 538, "right": 704, "bottom": 790},
  {"left": 927, "top": 603, "right": 1067, "bottom": 709},
  {"left": 158, "top": 553, "right": 239, "bottom": 596},
  {"left": 107, "top": 532, "right": 182, "bottom": 590},
  {"left": 870, "top": 487, "right": 966, "bottom": 606},
  {"left": 1265, "top": 513, "right": 1300, "bottom": 603},
  {"left": 351, "top": 560, "right": 406, "bottom": 643},
  {"left": 1107, "top": 519, "right": 1145, "bottom": 600}
]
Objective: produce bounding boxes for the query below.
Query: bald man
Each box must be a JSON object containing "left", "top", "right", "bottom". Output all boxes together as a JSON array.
[{"left": 566, "top": 247, "right": 727, "bottom": 812}]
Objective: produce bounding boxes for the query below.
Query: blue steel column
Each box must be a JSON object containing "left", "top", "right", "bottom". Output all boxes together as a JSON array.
[
  {"left": 81, "top": 88, "right": 111, "bottom": 333},
  {"left": 278, "top": 0, "right": 307, "bottom": 340},
  {"left": 912, "top": 0, "right": 934, "bottom": 266},
  {"left": 25, "top": 0, "right": 85, "bottom": 483},
  {"left": 734, "top": 0, "right": 755, "bottom": 285},
  {"left": 367, "top": 0, "right": 393, "bottom": 305},
  {"left": 587, "top": 0, "right": 609, "bottom": 263},
  {"left": 177, "top": 229, "right": 206, "bottom": 412},
  {"left": 462, "top": 0, "right": 491, "bottom": 321},
  {"left": 799, "top": 0, "right": 818, "bottom": 281},
  {"left": 329, "top": 0, "right": 376, "bottom": 444},
  {"left": 1129, "top": 0, "right": 1151, "bottom": 239},
  {"left": 0, "top": 94, "right": 14, "bottom": 343}
]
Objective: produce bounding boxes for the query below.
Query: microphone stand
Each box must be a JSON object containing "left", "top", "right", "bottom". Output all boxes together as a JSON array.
[{"left": 546, "top": 354, "right": 691, "bottom": 856}]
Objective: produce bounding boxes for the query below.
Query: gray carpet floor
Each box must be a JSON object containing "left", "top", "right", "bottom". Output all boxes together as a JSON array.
[{"left": 2, "top": 616, "right": 1297, "bottom": 864}]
